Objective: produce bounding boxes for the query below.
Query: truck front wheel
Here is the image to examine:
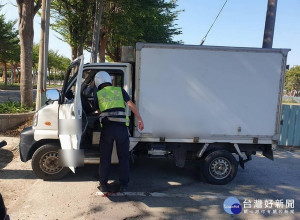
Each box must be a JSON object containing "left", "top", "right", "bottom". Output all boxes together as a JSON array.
[
  {"left": 32, "top": 143, "right": 70, "bottom": 180},
  {"left": 200, "top": 150, "right": 238, "bottom": 185}
]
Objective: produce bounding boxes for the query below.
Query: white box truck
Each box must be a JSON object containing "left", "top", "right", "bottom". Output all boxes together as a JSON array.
[{"left": 19, "top": 43, "right": 289, "bottom": 184}]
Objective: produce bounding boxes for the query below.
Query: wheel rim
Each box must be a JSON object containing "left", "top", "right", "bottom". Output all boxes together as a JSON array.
[
  {"left": 209, "top": 157, "right": 232, "bottom": 180},
  {"left": 39, "top": 151, "right": 63, "bottom": 175}
]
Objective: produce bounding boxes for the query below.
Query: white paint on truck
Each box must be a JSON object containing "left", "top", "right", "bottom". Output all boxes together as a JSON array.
[{"left": 134, "top": 43, "right": 289, "bottom": 143}]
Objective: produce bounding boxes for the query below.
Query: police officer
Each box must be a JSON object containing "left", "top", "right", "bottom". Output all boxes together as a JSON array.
[{"left": 94, "top": 71, "right": 144, "bottom": 193}]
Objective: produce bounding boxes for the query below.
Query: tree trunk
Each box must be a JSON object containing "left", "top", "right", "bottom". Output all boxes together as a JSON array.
[
  {"left": 15, "top": 65, "right": 20, "bottom": 83},
  {"left": 48, "top": 67, "right": 51, "bottom": 86},
  {"left": 10, "top": 61, "right": 14, "bottom": 85},
  {"left": 13, "top": 65, "right": 17, "bottom": 83},
  {"left": 54, "top": 69, "right": 56, "bottom": 84},
  {"left": 3, "top": 62, "right": 7, "bottom": 86},
  {"left": 99, "top": 40, "right": 105, "bottom": 62},
  {"left": 71, "top": 46, "right": 78, "bottom": 61},
  {"left": 71, "top": 45, "right": 83, "bottom": 60},
  {"left": 17, "top": 1, "right": 36, "bottom": 107},
  {"left": 77, "top": 45, "right": 83, "bottom": 58},
  {"left": 99, "top": 34, "right": 108, "bottom": 62}
]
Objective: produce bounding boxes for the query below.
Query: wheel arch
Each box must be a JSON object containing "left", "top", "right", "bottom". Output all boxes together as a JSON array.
[
  {"left": 199, "top": 143, "right": 237, "bottom": 159},
  {"left": 26, "top": 139, "right": 60, "bottom": 162}
]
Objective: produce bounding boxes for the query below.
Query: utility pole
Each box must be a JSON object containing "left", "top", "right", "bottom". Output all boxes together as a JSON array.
[
  {"left": 36, "top": 0, "right": 51, "bottom": 110},
  {"left": 43, "top": 0, "right": 51, "bottom": 94},
  {"left": 262, "top": 0, "right": 278, "bottom": 48},
  {"left": 90, "top": 0, "right": 103, "bottom": 63},
  {"left": 10, "top": 61, "right": 13, "bottom": 85},
  {"left": 36, "top": 0, "right": 46, "bottom": 110}
]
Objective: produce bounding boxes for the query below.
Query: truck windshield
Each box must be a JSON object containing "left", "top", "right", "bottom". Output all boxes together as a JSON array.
[{"left": 83, "top": 69, "right": 124, "bottom": 88}]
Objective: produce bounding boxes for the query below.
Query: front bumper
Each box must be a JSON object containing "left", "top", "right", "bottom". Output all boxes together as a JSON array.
[{"left": 19, "top": 126, "right": 36, "bottom": 162}]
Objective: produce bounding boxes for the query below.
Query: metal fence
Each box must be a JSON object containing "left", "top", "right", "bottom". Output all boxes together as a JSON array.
[{"left": 279, "top": 104, "right": 300, "bottom": 147}]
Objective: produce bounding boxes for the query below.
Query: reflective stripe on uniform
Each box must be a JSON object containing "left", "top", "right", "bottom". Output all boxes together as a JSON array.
[
  {"left": 99, "top": 117, "right": 128, "bottom": 124},
  {"left": 100, "top": 111, "right": 126, "bottom": 117},
  {"left": 106, "top": 117, "right": 128, "bottom": 123}
]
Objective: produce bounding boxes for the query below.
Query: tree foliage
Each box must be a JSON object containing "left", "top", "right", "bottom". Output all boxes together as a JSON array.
[
  {"left": 32, "top": 43, "right": 71, "bottom": 75},
  {"left": 0, "top": 14, "right": 19, "bottom": 62},
  {"left": 32, "top": 43, "right": 39, "bottom": 73},
  {"left": 51, "top": 0, "right": 95, "bottom": 60},
  {"left": 100, "top": 0, "right": 182, "bottom": 61},
  {"left": 50, "top": 0, "right": 182, "bottom": 62},
  {"left": 48, "top": 50, "right": 71, "bottom": 72},
  {"left": 0, "top": 12, "right": 20, "bottom": 85},
  {"left": 285, "top": 66, "right": 300, "bottom": 95}
]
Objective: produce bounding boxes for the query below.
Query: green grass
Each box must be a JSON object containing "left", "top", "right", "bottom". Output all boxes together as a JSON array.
[
  {"left": 0, "top": 82, "right": 61, "bottom": 90},
  {"left": 0, "top": 100, "right": 34, "bottom": 114},
  {"left": 47, "top": 84, "right": 62, "bottom": 88},
  {"left": 0, "top": 82, "right": 37, "bottom": 90}
]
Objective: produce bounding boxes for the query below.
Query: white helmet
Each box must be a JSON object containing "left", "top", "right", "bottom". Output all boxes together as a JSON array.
[{"left": 94, "top": 71, "right": 112, "bottom": 88}]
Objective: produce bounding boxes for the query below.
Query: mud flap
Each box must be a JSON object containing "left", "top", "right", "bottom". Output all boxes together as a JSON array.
[
  {"left": 263, "top": 145, "right": 274, "bottom": 160},
  {"left": 174, "top": 146, "right": 187, "bottom": 168}
]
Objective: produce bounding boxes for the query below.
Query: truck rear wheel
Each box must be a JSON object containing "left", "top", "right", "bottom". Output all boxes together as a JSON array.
[
  {"left": 32, "top": 143, "right": 70, "bottom": 180},
  {"left": 200, "top": 150, "right": 238, "bottom": 185}
]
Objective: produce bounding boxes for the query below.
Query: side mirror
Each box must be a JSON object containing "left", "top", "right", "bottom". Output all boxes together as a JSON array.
[{"left": 46, "top": 89, "right": 60, "bottom": 102}]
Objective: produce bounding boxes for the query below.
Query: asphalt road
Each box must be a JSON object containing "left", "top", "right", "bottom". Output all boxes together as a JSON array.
[
  {"left": 0, "top": 89, "right": 37, "bottom": 103},
  {"left": 0, "top": 137, "right": 299, "bottom": 220}
]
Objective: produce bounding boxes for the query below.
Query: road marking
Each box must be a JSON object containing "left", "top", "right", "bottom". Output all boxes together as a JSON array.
[{"left": 95, "top": 191, "right": 244, "bottom": 200}]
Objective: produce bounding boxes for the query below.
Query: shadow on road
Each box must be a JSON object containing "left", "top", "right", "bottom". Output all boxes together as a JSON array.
[
  {"left": 0, "top": 169, "right": 37, "bottom": 179},
  {"left": 0, "top": 149, "right": 13, "bottom": 170},
  {"left": 58, "top": 159, "right": 204, "bottom": 183}
]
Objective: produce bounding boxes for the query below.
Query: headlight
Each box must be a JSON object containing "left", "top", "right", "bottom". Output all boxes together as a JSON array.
[{"left": 33, "top": 112, "right": 38, "bottom": 127}]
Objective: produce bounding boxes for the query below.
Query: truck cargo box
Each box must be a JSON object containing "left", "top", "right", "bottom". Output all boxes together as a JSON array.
[{"left": 135, "top": 43, "right": 289, "bottom": 143}]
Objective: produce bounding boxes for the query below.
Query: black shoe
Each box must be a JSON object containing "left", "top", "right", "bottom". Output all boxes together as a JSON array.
[
  {"left": 97, "top": 184, "right": 109, "bottom": 193},
  {"left": 119, "top": 185, "right": 128, "bottom": 193}
]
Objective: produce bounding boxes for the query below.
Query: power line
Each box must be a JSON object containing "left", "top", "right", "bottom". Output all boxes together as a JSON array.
[{"left": 200, "top": 0, "right": 229, "bottom": 45}]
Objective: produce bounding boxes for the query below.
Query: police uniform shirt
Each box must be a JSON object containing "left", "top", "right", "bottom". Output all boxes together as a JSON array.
[{"left": 94, "top": 87, "right": 130, "bottom": 125}]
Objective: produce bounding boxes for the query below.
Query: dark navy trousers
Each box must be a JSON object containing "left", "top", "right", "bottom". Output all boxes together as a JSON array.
[{"left": 99, "top": 123, "right": 130, "bottom": 186}]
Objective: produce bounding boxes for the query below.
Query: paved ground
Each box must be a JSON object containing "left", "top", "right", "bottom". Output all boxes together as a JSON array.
[
  {"left": 0, "top": 136, "right": 299, "bottom": 220},
  {"left": 0, "top": 89, "right": 37, "bottom": 103}
]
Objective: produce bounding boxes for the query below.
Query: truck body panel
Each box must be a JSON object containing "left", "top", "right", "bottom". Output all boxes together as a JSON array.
[{"left": 134, "top": 43, "right": 289, "bottom": 144}]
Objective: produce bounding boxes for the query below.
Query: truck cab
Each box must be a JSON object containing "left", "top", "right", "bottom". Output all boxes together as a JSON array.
[{"left": 20, "top": 56, "right": 134, "bottom": 180}]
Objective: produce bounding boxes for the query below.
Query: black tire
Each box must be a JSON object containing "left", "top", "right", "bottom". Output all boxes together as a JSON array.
[
  {"left": 32, "top": 143, "right": 70, "bottom": 180},
  {"left": 200, "top": 150, "right": 238, "bottom": 185}
]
